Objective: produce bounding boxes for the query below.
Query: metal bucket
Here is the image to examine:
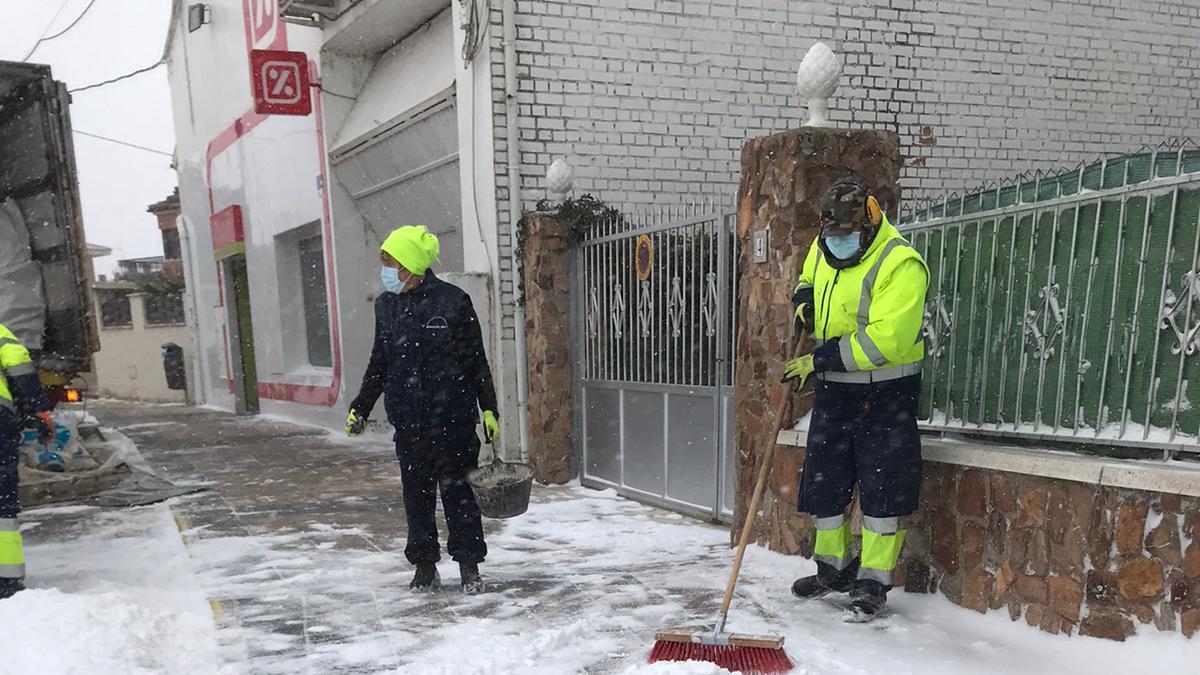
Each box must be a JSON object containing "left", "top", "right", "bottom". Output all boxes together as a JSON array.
[{"left": 467, "top": 451, "right": 533, "bottom": 519}]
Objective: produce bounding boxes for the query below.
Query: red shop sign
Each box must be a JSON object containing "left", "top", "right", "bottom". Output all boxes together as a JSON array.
[{"left": 249, "top": 49, "right": 311, "bottom": 116}]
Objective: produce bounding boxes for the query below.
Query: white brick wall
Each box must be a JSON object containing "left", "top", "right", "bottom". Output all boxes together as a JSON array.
[{"left": 489, "top": 0, "right": 1200, "bottom": 332}]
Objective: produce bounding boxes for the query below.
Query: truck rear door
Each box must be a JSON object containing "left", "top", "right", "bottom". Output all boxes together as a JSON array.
[{"left": 0, "top": 61, "right": 97, "bottom": 376}]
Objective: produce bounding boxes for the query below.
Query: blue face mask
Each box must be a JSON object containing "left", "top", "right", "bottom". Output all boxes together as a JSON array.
[
  {"left": 380, "top": 266, "right": 406, "bottom": 294},
  {"left": 824, "top": 232, "right": 861, "bottom": 260}
]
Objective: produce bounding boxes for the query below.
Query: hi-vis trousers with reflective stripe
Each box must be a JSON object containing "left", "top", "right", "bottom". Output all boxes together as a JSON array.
[
  {"left": 1, "top": 411, "right": 24, "bottom": 580},
  {"left": 0, "top": 518, "right": 22, "bottom": 580},
  {"left": 799, "top": 374, "right": 922, "bottom": 586},
  {"left": 813, "top": 515, "right": 905, "bottom": 585}
]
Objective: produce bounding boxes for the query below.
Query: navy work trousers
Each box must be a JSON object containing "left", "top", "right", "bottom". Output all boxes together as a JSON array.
[
  {"left": 0, "top": 411, "right": 20, "bottom": 519},
  {"left": 798, "top": 374, "right": 923, "bottom": 519},
  {"left": 395, "top": 433, "right": 487, "bottom": 565}
]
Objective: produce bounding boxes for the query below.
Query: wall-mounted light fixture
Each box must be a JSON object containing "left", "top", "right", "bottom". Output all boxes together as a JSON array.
[{"left": 187, "top": 4, "right": 212, "bottom": 33}]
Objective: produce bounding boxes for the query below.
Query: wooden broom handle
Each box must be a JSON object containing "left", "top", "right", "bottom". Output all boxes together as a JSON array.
[{"left": 719, "top": 336, "right": 807, "bottom": 618}]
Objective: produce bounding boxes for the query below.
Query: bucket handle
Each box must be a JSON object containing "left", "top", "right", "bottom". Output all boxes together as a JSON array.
[{"left": 483, "top": 433, "right": 504, "bottom": 466}]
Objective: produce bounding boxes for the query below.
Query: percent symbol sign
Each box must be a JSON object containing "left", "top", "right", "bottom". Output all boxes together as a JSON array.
[{"left": 250, "top": 50, "right": 311, "bottom": 115}]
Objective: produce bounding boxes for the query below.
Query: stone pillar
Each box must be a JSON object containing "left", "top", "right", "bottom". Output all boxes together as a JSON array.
[
  {"left": 522, "top": 213, "right": 574, "bottom": 484},
  {"left": 733, "top": 128, "right": 901, "bottom": 550}
]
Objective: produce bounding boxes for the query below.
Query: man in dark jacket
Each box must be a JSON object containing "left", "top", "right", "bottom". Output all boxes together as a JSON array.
[{"left": 345, "top": 225, "right": 499, "bottom": 594}]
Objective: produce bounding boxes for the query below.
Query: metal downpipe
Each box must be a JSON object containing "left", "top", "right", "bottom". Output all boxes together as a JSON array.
[{"left": 502, "top": 0, "right": 530, "bottom": 461}]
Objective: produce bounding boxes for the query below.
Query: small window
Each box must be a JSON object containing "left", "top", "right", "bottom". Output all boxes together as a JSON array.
[
  {"left": 162, "top": 228, "right": 181, "bottom": 260},
  {"left": 299, "top": 234, "right": 332, "bottom": 367},
  {"left": 145, "top": 292, "right": 185, "bottom": 326},
  {"left": 99, "top": 291, "right": 132, "bottom": 328}
]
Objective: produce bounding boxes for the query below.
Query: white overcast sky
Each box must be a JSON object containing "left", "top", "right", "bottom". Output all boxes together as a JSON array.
[{"left": 0, "top": 0, "right": 176, "bottom": 277}]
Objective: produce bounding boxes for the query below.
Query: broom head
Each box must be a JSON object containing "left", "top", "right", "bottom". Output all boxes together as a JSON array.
[{"left": 650, "top": 628, "right": 792, "bottom": 673}]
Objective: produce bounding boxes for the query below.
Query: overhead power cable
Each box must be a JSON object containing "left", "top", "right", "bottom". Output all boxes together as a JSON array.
[
  {"left": 316, "top": 84, "right": 357, "bottom": 102},
  {"left": 73, "top": 129, "right": 172, "bottom": 157},
  {"left": 68, "top": 60, "right": 164, "bottom": 93},
  {"left": 21, "top": 0, "right": 72, "bottom": 61},
  {"left": 461, "top": 0, "right": 492, "bottom": 65},
  {"left": 40, "top": 0, "right": 98, "bottom": 42}
]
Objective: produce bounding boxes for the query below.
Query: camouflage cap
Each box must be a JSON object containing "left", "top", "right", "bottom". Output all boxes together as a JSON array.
[{"left": 820, "top": 177, "right": 870, "bottom": 235}]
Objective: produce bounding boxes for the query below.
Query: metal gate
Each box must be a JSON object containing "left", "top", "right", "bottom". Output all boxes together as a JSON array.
[{"left": 573, "top": 207, "right": 738, "bottom": 521}]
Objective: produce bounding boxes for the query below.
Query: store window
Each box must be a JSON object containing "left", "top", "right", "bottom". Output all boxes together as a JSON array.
[{"left": 299, "top": 234, "right": 332, "bottom": 368}]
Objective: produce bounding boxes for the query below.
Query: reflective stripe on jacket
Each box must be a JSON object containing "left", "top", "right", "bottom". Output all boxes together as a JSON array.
[
  {"left": 0, "top": 323, "right": 49, "bottom": 416},
  {"left": 794, "top": 215, "right": 929, "bottom": 374}
]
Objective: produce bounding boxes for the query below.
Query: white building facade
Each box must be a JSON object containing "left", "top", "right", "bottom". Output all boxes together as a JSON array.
[
  {"left": 164, "top": 0, "right": 1200, "bottom": 449},
  {"left": 164, "top": 0, "right": 516, "bottom": 443}
]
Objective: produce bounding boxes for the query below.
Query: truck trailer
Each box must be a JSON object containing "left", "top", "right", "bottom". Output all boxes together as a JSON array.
[{"left": 0, "top": 60, "right": 97, "bottom": 401}]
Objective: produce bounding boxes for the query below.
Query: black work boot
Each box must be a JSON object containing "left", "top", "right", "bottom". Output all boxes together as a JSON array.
[
  {"left": 845, "top": 579, "right": 889, "bottom": 622},
  {"left": 791, "top": 558, "right": 860, "bottom": 599},
  {"left": 460, "top": 563, "right": 484, "bottom": 595},
  {"left": 410, "top": 563, "right": 440, "bottom": 591},
  {"left": 0, "top": 578, "right": 24, "bottom": 600}
]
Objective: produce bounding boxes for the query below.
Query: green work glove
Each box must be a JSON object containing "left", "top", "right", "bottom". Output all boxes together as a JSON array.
[
  {"left": 482, "top": 410, "right": 500, "bottom": 442},
  {"left": 345, "top": 408, "right": 367, "bottom": 436},
  {"left": 782, "top": 354, "right": 816, "bottom": 388}
]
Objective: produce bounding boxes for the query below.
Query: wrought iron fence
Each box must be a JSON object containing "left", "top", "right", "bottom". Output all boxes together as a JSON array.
[
  {"left": 144, "top": 292, "right": 186, "bottom": 326},
  {"left": 901, "top": 145, "right": 1200, "bottom": 459},
  {"left": 97, "top": 290, "right": 132, "bottom": 328}
]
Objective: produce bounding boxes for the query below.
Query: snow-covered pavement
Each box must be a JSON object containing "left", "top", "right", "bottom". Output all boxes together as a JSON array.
[
  {"left": 6, "top": 402, "right": 1195, "bottom": 674},
  {"left": 8, "top": 502, "right": 228, "bottom": 674}
]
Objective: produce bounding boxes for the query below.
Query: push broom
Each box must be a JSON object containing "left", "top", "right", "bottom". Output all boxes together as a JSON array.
[{"left": 649, "top": 338, "right": 809, "bottom": 673}]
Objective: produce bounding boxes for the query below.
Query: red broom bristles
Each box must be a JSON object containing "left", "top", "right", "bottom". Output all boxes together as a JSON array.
[{"left": 648, "top": 640, "right": 793, "bottom": 674}]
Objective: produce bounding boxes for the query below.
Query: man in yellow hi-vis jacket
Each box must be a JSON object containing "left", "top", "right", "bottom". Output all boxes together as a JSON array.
[
  {"left": 784, "top": 177, "right": 929, "bottom": 621},
  {"left": 0, "top": 323, "right": 54, "bottom": 599}
]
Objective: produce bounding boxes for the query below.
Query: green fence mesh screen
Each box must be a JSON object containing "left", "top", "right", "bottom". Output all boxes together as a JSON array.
[{"left": 902, "top": 148, "right": 1200, "bottom": 454}]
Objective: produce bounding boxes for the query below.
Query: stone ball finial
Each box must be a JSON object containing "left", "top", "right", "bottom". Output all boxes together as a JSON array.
[
  {"left": 796, "top": 42, "right": 842, "bottom": 127},
  {"left": 546, "top": 158, "right": 573, "bottom": 199}
]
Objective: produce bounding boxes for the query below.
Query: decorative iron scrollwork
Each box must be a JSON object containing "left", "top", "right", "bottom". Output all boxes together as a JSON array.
[
  {"left": 637, "top": 280, "right": 653, "bottom": 338},
  {"left": 1025, "top": 283, "right": 1066, "bottom": 360},
  {"left": 610, "top": 281, "right": 625, "bottom": 338},
  {"left": 667, "top": 276, "right": 685, "bottom": 337},
  {"left": 701, "top": 272, "right": 718, "bottom": 337},
  {"left": 1159, "top": 270, "right": 1200, "bottom": 356},
  {"left": 923, "top": 295, "right": 953, "bottom": 357},
  {"left": 587, "top": 285, "right": 599, "bottom": 338}
]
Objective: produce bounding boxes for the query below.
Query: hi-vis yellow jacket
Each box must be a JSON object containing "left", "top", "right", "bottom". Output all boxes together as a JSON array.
[
  {"left": 0, "top": 323, "right": 47, "bottom": 417},
  {"left": 795, "top": 215, "right": 929, "bottom": 383}
]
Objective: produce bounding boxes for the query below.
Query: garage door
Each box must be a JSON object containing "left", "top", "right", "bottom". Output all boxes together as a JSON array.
[{"left": 330, "top": 95, "right": 462, "bottom": 270}]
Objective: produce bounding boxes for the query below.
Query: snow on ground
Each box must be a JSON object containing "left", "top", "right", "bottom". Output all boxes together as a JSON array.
[
  {"left": 4, "top": 502, "right": 229, "bottom": 675},
  {"left": 7, "top": 457, "right": 1196, "bottom": 674},
  {"left": 420, "top": 485, "right": 1198, "bottom": 675}
]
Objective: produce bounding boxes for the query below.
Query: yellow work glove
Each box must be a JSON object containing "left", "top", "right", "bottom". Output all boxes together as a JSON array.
[
  {"left": 782, "top": 354, "right": 816, "bottom": 389},
  {"left": 794, "top": 302, "right": 813, "bottom": 330},
  {"left": 482, "top": 410, "right": 499, "bottom": 442},
  {"left": 345, "top": 408, "right": 367, "bottom": 436}
]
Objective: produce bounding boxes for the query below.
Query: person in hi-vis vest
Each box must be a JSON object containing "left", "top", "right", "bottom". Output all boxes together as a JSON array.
[
  {"left": 0, "top": 323, "right": 55, "bottom": 599},
  {"left": 785, "top": 177, "right": 929, "bottom": 621}
]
